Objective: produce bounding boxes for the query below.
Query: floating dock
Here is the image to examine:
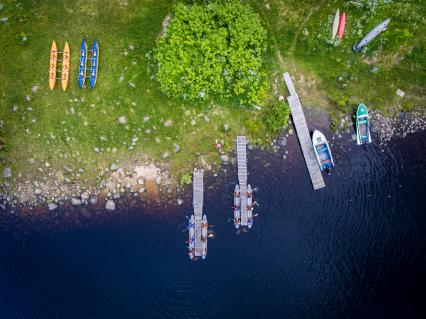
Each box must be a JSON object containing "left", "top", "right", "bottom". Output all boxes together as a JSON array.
[
  {"left": 191, "top": 169, "right": 207, "bottom": 259},
  {"left": 235, "top": 136, "right": 253, "bottom": 228},
  {"left": 283, "top": 73, "right": 325, "bottom": 190}
]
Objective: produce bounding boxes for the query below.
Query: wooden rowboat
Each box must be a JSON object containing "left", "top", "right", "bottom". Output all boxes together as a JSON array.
[
  {"left": 356, "top": 104, "right": 372, "bottom": 145},
  {"left": 338, "top": 11, "right": 346, "bottom": 40},
  {"left": 332, "top": 9, "right": 339, "bottom": 40},
  {"left": 78, "top": 39, "right": 87, "bottom": 88},
  {"left": 89, "top": 39, "right": 99, "bottom": 88},
  {"left": 49, "top": 41, "right": 57, "bottom": 90},
  {"left": 312, "top": 130, "right": 335, "bottom": 174},
  {"left": 61, "top": 42, "right": 70, "bottom": 91}
]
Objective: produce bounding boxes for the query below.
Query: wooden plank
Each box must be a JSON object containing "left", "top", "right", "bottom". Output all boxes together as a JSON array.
[{"left": 283, "top": 73, "right": 325, "bottom": 190}]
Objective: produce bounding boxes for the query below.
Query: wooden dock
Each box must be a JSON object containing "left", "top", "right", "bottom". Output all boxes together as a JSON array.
[
  {"left": 192, "top": 169, "right": 207, "bottom": 258},
  {"left": 283, "top": 73, "right": 325, "bottom": 190},
  {"left": 236, "top": 136, "right": 249, "bottom": 226},
  {"left": 193, "top": 169, "right": 203, "bottom": 220}
]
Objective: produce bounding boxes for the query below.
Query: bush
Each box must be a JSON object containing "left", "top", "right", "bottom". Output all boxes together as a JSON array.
[
  {"left": 179, "top": 173, "right": 192, "bottom": 186},
  {"left": 153, "top": 1, "right": 267, "bottom": 106},
  {"left": 264, "top": 101, "right": 291, "bottom": 134}
]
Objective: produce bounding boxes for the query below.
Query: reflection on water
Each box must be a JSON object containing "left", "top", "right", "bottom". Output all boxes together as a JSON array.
[{"left": 0, "top": 131, "right": 425, "bottom": 319}]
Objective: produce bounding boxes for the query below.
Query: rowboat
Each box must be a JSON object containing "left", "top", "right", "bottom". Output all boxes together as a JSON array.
[
  {"left": 338, "top": 11, "right": 346, "bottom": 40},
  {"left": 61, "top": 42, "right": 70, "bottom": 91},
  {"left": 233, "top": 184, "right": 241, "bottom": 229},
  {"left": 90, "top": 39, "right": 99, "bottom": 88},
  {"left": 247, "top": 184, "right": 253, "bottom": 229},
  {"left": 312, "top": 130, "right": 335, "bottom": 174},
  {"left": 356, "top": 103, "right": 372, "bottom": 145},
  {"left": 188, "top": 215, "right": 195, "bottom": 259},
  {"left": 78, "top": 39, "right": 87, "bottom": 88},
  {"left": 353, "top": 18, "right": 391, "bottom": 52},
  {"left": 49, "top": 41, "right": 57, "bottom": 90},
  {"left": 332, "top": 9, "right": 339, "bottom": 40}
]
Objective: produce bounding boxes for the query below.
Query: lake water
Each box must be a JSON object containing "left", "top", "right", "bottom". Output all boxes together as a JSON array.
[{"left": 0, "top": 131, "right": 425, "bottom": 319}]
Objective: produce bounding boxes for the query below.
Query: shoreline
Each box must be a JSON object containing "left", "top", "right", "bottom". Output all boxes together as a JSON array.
[{"left": 1, "top": 109, "right": 425, "bottom": 217}]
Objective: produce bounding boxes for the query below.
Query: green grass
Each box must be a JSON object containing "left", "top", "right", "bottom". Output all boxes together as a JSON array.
[{"left": 0, "top": 0, "right": 425, "bottom": 192}]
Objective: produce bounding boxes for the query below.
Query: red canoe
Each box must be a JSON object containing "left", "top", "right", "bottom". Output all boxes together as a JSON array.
[{"left": 338, "top": 12, "right": 346, "bottom": 40}]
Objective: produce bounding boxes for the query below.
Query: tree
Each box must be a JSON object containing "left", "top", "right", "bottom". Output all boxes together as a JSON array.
[{"left": 153, "top": 1, "right": 267, "bottom": 106}]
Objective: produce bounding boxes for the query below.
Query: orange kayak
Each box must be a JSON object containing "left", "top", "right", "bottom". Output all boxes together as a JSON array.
[
  {"left": 61, "top": 42, "right": 70, "bottom": 91},
  {"left": 338, "top": 12, "right": 346, "bottom": 40},
  {"left": 49, "top": 41, "right": 57, "bottom": 90}
]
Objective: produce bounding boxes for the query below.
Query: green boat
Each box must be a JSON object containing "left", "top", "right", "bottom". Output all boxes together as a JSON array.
[{"left": 356, "top": 103, "right": 372, "bottom": 145}]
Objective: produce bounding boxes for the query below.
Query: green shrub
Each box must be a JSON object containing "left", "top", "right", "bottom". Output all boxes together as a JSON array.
[
  {"left": 153, "top": 1, "right": 267, "bottom": 106},
  {"left": 264, "top": 101, "right": 291, "bottom": 134},
  {"left": 179, "top": 173, "right": 192, "bottom": 186}
]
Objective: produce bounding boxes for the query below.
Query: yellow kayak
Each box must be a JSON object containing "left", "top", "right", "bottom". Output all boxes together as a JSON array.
[
  {"left": 49, "top": 40, "right": 57, "bottom": 90},
  {"left": 61, "top": 42, "right": 70, "bottom": 91}
]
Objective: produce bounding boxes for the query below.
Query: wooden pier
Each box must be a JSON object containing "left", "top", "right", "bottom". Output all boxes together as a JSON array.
[
  {"left": 192, "top": 169, "right": 207, "bottom": 258},
  {"left": 236, "top": 136, "right": 249, "bottom": 226},
  {"left": 283, "top": 73, "right": 325, "bottom": 190}
]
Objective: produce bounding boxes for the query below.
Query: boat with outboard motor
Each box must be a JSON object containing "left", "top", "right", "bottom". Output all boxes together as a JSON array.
[{"left": 312, "top": 130, "right": 335, "bottom": 174}]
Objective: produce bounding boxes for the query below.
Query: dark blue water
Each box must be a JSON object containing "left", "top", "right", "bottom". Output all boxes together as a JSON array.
[{"left": 1, "top": 131, "right": 425, "bottom": 319}]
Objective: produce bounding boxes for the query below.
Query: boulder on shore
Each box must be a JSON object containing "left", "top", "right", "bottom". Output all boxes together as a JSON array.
[{"left": 105, "top": 199, "right": 116, "bottom": 211}]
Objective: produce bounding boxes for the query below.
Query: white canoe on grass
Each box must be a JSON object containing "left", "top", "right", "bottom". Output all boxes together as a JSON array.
[
  {"left": 332, "top": 9, "right": 340, "bottom": 40},
  {"left": 312, "top": 130, "right": 335, "bottom": 174}
]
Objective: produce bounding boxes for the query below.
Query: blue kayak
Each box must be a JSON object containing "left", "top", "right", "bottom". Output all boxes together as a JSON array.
[
  {"left": 90, "top": 39, "right": 99, "bottom": 88},
  {"left": 78, "top": 39, "right": 87, "bottom": 88}
]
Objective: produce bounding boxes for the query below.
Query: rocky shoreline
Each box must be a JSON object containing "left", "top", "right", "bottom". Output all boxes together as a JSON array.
[{"left": 1, "top": 110, "right": 425, "bottom": 217}]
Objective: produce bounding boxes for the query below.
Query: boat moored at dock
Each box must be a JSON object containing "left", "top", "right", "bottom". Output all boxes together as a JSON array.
[
  {"left": 233, "top": 184, "right": 241, "bottom": 229},
  {"left": 188, "top": 169, "right": 208, "bottom": 260},
  {"left": 234, "top": 136, "right": 255, "bottom": 229},
  {"left": 247, "top": 184, "right": 253, "bottom": 229},
  {"left": 356, "top": 104, "right": 372, "bottom": 145},
  {"left": 312, "top": 130, "right": 335, "bottom": 174},
  {"left": 188, "top": 215, "right": 195, "bottom": 259}
]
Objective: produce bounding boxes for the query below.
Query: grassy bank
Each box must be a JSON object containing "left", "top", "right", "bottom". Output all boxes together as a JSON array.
[{"left": 0, "top": 0, "right": 425, "bottom": 197}]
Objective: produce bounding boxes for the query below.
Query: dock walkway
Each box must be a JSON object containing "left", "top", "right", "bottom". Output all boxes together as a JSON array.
[
  {"left": 236, "top": 136, "right": 248, "bottom": 226},
  {"left": 192, "top": 169, "right": 206, "bottom": 258},
  {"left": 283, "top": 73, "right": 325, "bottom": 190}
]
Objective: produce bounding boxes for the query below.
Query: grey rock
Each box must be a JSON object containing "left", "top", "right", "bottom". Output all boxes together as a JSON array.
[
  {"left": 174, "top": 143, "right": 180, "bottom": 153},
  {"left": 48, "top": 203, "right": 57, "bottom": 211},
  {"left": 105, "top": 199, "right": 116, "bottom": 211},
  {"left": 81, "top": 191, "right": 90, "bottom": 201},
  {"left": 3, "top": 167, "right": 11, "bottom": 178},
  {"left": 370, "top": 66, "right": 379, "bottom": 73},
  {"left": 34, "top": 188, "right": 42, "bottom": 195},
  {"left": 89, "top": 196, "right": 98, "bottom": 205},
  {"left": 220, "top": 155, "right": 229, "bottom": 163},
  {"left": 110, "top": 163, "right": 119, "bottom": 171},
  {"left": 137, "top": 178, "right": 144, "bottom": 185},
  {"left": 71, "top": 198, "right": 82, "bottom": 206},
  {"left": 119, "top": 116, "right": 127, "bottom": 125},
  {"left": 277, "top": 137, "right": 287, "bottom": 147}
]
